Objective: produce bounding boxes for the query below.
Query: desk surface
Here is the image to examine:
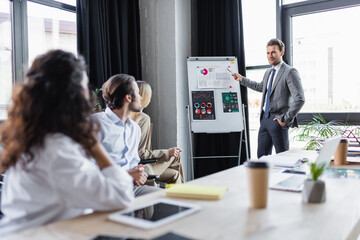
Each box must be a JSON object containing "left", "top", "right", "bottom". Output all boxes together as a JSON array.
[{"left": 3, "top": 165, "right": 360, "bottom": 240}]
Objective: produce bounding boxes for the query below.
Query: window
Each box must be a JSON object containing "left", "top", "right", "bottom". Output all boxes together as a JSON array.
[
  {"left": 282, "top": 0, "right": 360, "bottom": 124},
  {"left": 27, "top": 1, "right": 77, "bottom": 65},
  {"left": 292, "top": 6, "right": 360, "bottom": 113},
  {"left": 242, "top": 0, "right": 277, "bottom": 158},
  {"left": 54, "top": 0, "right": 75, "bottom": 6},
  {"left": 0, "top": 1, "right": 12, "bottom": 119},
  {"left": 0, "top": 0, "right": 76, "bottom": 120},
  {"left": 283, "top": 0, "right": 309, "bottom": 5},
  {"left": 242, "top": 0, "right": 276, "bottom": 66}
]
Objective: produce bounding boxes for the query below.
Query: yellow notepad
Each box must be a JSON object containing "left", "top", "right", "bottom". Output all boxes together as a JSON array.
[{"left": 165, "top": 184, "right": 228, "bottom": 200}]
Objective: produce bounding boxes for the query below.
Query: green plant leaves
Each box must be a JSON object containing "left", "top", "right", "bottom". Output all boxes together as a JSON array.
[
  {"left": 308, "top": 162, "right": 326, "bottom": 181},
  {"left": 292, "top": 114, "right": 345, "bottom": 150},
  {"left": 90, "top": 88, "right": 104, "bottom": 112}
]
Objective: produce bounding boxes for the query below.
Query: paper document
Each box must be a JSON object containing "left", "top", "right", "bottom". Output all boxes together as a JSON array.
[
  {"left": 259, "top": 155, "right": 303, "bottom": 168},
  {"left": 259, "top": 150, "right": 318, "bottom": 168},
  {"left": 197, "top": 67, "right": 233, "bottom": 89}
]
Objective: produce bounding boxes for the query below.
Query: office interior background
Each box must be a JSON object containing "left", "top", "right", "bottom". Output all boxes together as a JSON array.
[{"left": 0, "top": 0, "right": 359, "bottom": 181}]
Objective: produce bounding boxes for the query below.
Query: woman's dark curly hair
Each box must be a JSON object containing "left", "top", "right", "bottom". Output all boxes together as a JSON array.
[{"left": 0, "top": 49, "right": 98, "bottom": 172}]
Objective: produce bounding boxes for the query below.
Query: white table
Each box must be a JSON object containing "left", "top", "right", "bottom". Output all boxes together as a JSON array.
[{"left": 3, "top": 165, "right": 360, "bottom": 240}]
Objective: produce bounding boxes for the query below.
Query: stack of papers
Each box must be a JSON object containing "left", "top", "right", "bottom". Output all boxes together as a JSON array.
[
  {"left": 165, "top": 184, "right": 228, "bottom": 200},
  {"left": 259, "top": 150, "right": 317, "bottom": 168},
  {"left": 259, "top": 155, "right": 303, "bottom": 168}
]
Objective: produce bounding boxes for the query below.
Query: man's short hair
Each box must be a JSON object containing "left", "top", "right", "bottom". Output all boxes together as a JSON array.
[
  {"left": 267, "top": 38, "right": 285, "bottom": 52},
  {"left": 102, "top": 74, "right": 136, "bottom": 110}
]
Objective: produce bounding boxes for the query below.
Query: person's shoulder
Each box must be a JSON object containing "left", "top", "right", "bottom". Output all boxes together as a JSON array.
[
  {"left": 137, "top": 112, "right": 151, "bottom": 123},
  {"left": 281, "top": 62, "right": 296, "bottom": 71},
  {"left": 91, "top": 111, "right": 106, "bottom": 120},
  {"left": 128, "top": 118, "right": 141, "bottom": 132},
  {"left": 91, "top": 111, "right": 112, "bottom": 127},
  {"left": 280, "top": 62, "right": 297, "bottom": 74},
  {"left": 41, "top": 133, "right": 85, "bottom": 161},
  {"left": 44, "top": 133, "right": 80, "bottom": 150}
]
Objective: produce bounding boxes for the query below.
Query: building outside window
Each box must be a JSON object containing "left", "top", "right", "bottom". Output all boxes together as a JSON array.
[
  {"left": 0, "top": 0, "right": 76, "bottom": 120},
  {"left": 0, "top": 1, "right": 12, "bottom": 120},
  {"left": 27, "top": 1, "right": 77, "bottom": 65},
  {"left": 292, "top": 6, "right": 360, "bottom": 113}
]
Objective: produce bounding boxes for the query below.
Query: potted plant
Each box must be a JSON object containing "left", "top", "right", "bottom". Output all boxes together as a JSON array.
[
  {"left": 302, "top": 161, "right": 327, "bottom": 203},
  {"left": 90, "top": 88, "right": 104, "bottom": 113},
  {"left": 292, "top": 114, "right": 344, "bottom": 150}
]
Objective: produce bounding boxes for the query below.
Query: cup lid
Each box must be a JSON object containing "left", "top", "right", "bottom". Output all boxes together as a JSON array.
[{"left": 246, "top": 161, "right": 269, "bottom": 168}]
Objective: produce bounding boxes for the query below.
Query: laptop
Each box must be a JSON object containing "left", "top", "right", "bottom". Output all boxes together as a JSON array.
[{"left": 269, "top": 136, "right": 342, "bottom": 192}]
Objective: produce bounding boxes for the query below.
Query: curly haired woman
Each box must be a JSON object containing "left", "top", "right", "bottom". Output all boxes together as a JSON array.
[{"left": 0, "top": 50, "right": 134, "bottom": 235}]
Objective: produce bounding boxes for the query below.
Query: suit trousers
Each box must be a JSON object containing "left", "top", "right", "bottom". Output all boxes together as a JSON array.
[
  {"left": 144, "top": 156, "right": 184, "bottom": 186},
  {"left": 257, "top": 113, "right": 289, "bottom": 159}
]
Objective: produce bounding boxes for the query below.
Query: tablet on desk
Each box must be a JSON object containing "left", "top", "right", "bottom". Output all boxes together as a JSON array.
[{"left": 108, "top": 199, "right": 201, "bottom": 229}]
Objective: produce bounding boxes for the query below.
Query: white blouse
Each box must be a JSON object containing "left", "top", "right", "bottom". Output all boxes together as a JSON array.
[{"left": 0, "top": 133, "right": 134, "bottom": 235}]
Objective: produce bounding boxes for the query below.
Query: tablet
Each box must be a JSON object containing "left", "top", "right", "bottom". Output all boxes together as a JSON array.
[{"left": 108, "top": 199, "right": 201, "bottom": 229}]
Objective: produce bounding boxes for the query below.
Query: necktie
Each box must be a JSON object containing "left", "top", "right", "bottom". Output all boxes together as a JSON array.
[{"left": 264, "top": 68, "right": 276, "bottom": 118}]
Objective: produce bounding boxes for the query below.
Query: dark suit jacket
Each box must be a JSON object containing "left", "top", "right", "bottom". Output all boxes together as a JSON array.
[{"left": 240, "top": 62, "right": 305, "bottom": 127}]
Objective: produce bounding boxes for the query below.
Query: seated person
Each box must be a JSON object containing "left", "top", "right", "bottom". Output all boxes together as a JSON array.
[
  {"left": 0, "top": 50, "right": 134, "bottom": 236},
  {"left": 92, "top": 74, "right": 159, "bottom": 196},
  {"left": 131, "top": 81, "right": 184, "bottom": 185}
]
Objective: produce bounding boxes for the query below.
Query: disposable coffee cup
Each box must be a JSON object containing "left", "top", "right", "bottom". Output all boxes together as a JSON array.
[
  {"left": 246, "top": 161, "right": 269, "bottom": 209},
  {"left": 334, "top": 138, "right": 348, "bottom": 165}
]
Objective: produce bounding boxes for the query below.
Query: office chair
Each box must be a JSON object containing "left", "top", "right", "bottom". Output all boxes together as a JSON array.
[
  {"left": 0, "top": 174, "right": 3, "bottom": 219},
  {"left": 138, "top": 159, "right": 160, "bottom": 182}
]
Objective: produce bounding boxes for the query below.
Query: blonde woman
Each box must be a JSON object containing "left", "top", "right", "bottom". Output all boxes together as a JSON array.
[{"left": 131, "top": 81, "right": 184, "bottom": 184}]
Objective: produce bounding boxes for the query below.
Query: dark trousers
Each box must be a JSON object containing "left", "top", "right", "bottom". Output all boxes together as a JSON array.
[{"left": 257, "top": 113, "right": 289, "bottom": 159}]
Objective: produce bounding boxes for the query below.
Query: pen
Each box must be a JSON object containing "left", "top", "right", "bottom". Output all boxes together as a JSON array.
[
  {"left": 227, "top": 68, "right": 232, "bottom": 73},
  {"left": 282, "top": 169, "right": 306, "bottom": 175}
]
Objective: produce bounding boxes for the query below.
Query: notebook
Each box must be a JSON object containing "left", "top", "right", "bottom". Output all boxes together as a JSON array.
[
  {"left": 165, "top": 184, "right": 228, "bottom": 200},
  {"left": 269, "top": 136, "right": 342, "bottom": 192}
]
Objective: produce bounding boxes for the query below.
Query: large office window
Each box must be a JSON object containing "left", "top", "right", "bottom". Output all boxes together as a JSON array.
[
  {"left": 0, "top": 1, "right": 12, "bottom": 119},
  {"left": 283, "top": 0, "right": 309, "bottom": 4},
  {"left": 292, "top": 6, "right": 360, "bottom": 113},
  {"left": 27, "top": 1, "right": 77, "bottom": 64},
  {"left": 242, "top": 0, "right": 277, "bottom": 157},
  {"left": 282, "top": 0, "right": 360, "bottom": 124},
  {"left": 0, "top": 0, "right": 76, "bottom": 120},
  {"left": 242, "top": 0, "right": 276, "bottom": 66}
]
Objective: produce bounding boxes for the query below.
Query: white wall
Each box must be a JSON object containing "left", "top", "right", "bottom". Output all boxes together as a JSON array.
[{"left": 139, "top": 0, "right": 192, "bottom": 180}]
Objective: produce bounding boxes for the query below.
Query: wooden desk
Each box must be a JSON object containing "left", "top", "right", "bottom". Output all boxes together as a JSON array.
[{"left": 3, "top": 165, "right": 360, "bottom": 240}]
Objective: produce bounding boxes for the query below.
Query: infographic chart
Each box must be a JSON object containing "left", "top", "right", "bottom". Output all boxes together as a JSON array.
[
  {"left": 191, "top": 91, "right": 216, "bottom": 120},
  {"left": 187, "top": 57, "right": 244, "bottom": 133},
  {"left": 222, "top": 92, "right": 239, "bottom": 113}
]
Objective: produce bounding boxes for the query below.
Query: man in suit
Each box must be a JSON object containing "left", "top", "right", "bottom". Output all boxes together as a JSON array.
[{"left": 232, "top": 38, "right": 305, "bottom": 158}]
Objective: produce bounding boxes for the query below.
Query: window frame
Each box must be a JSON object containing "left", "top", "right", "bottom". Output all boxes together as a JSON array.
[
  {"left": 11, "top": 0, "right": 76, "bottom": 84},
  {"left": 281, "top": 0, "right": 360, "bottom": 125}
]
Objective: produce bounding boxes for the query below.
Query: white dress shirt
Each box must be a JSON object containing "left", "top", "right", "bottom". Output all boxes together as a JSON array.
[
  {"left": 91, "top": 107, "right": 141, "bottom": 171},
  {"left": 263, "top": 61, "right": 284, "bottom": 112},
  {"left": 0, "top": 133, "right": 134, "bottom": 235}
]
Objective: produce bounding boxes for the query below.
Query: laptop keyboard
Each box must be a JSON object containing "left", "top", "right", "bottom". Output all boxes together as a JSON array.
[{"left": 272, "top": 175, "right": 306, "bottom": 192}]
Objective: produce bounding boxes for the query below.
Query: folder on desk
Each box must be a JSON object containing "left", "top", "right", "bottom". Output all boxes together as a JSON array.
[{"left": 165, "top": 184, "right": 228, "bottom": 200}]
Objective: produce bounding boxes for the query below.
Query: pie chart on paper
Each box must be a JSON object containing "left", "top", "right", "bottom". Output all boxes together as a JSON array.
[{"left": 200, "top": 68, "right": 208, "bottom": 75}]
